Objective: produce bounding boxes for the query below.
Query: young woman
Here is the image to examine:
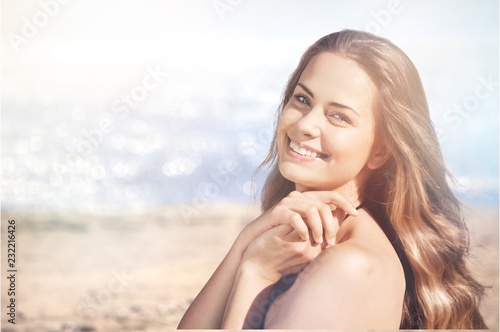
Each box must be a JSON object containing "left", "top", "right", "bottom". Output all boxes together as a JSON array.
[{"left": 177, "top": 30, "right": 486, "bottom": 329}]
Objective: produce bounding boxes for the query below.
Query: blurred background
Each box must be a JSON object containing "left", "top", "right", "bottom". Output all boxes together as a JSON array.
[
  {"left": 2, "top": 0, "right": 498, "bottom": 213},
  {"left": 1, "top": 0, "right": 498, "bottom": 331}
]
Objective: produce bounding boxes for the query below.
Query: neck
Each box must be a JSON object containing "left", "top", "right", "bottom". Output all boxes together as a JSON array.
[{"left": 295, "top": 169, "right": 371, "bottom": 208}]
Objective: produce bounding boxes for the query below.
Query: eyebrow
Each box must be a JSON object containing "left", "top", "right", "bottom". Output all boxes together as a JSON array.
[{"left": 296, "top": 82, "right": 360, "bottom": 117}]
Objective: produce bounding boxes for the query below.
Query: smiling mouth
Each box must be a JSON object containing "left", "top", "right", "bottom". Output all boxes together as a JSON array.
[{"left": 288, "top": 138, "right": 330, "bottom": 159}]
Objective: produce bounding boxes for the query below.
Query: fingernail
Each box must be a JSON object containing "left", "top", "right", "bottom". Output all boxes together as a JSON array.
[
  {"left": 328, "top": 237, "right": 336, "bottom": 246},
  {"left": 315, "top": 237, "right": 323, "bottom": 244}
]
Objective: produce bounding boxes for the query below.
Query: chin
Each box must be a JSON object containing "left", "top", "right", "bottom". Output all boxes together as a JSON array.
[
  {"left": 279, "top": 165, "right": 323, "bottom": 191},
  {"left": 281, "top": 166, "right": 356, "bottom": 195},
  {"left": 278, "top": 162, "right": 299, "bottom": 182}
]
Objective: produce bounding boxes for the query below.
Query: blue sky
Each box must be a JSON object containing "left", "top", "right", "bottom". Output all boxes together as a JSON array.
[{"left": 2, "top": 0, "right": 498, "bottom": 211}]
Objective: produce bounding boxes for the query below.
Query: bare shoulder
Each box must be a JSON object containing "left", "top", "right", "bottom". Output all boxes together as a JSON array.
[
  {"left": 264, "top": 208, "right": 405, "bottom": 329},
  {"left": 324, "top": 208, "right": 405, "bottom": 285}
]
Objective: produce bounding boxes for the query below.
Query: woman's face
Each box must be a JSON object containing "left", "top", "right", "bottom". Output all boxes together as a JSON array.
[{"left": 277, "top": 52, "right": 380, "bottom": 194}]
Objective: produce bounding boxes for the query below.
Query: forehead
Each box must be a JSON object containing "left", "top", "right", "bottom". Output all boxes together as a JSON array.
[{"left": 298, "top": 52, "right": 376, "bottom": 115}]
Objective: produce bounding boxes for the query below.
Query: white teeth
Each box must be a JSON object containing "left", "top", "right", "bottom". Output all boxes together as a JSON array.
[{"left": 289, "top": 140, "right": 321, "bottom": 158}]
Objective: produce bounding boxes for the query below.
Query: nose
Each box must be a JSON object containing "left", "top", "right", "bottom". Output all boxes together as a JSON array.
[{"left": 296, "top": 106, "right": 323, "bottom": 139}]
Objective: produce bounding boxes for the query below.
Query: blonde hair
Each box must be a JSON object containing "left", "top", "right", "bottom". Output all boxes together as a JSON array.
[{"left": 259, "top": 30, "right": 486, "bottom": 329}]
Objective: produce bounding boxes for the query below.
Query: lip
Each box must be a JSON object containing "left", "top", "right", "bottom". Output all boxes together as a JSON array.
[{"left": 286, "top": 137, "right": 330, "bottom": 161}]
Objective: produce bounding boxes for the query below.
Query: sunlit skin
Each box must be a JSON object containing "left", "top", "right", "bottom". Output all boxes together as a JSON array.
[{"left": 277, "top": 52, "right": 387, "bottom": 204}]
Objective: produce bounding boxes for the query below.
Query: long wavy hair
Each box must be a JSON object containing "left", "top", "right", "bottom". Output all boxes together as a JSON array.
[{"left": 258, "top": 30, "right": 486, "bottom": 329}]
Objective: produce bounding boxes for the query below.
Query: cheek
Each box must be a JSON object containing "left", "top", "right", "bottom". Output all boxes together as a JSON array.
[
  {"left": 327, "top": 131, "right": 374, "bottom": 164},
  {"left": 276, "top": 114, "right": 290, "bottom": 153},
  {"left": 278, "top": 108, "right": 298, "bottom": 127},
  {"left": 277, "top": 109, "right": 298, "bottom": 138}
]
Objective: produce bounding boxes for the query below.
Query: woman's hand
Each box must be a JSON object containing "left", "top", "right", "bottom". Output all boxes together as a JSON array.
[
  {"left": 205, "top": 190, "right": 356, "bottom": 329},
  {"left": 242, "top": 190, "right": 358, "bottom": 247},
  {"left": 239, "top": 224, "right": 326, "bottom": 284}
]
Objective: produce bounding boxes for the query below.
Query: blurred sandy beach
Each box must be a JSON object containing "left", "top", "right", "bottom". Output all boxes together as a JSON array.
[{"left": 1, "top": 202, "right": 498, "bottom": 331}]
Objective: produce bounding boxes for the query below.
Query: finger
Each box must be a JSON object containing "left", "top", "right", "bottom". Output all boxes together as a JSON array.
[
  {"left": 317, "top": 204, "right": 338, "bottom": 246},
  {"left": 271, "top": 223, "right": 295, "bottom": 236},
  {"left": 286, "top": 194, "right": 329, "bottom": 244},
  {"left": 304, "top": 206, "right": 324, "bottom": 244},
  {"left": 288, "top": 212, "right": 310, "bottom": 241},
  {"left": 304, "top": 191, "right": 358, "bottom": 216},
  {"left": 283, "top": 227, "right": 307, "bottom": 242},
  {"left": 285, "top": 192, "right": 335, "bottom": 244},
  {"left": 281, "top": 193, "right": 324, "bottom": 242}
]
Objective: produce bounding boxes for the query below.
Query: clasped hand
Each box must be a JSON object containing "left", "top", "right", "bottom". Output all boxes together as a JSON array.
[{"left": 239, "top": 190, "right": 358, "bottom": 284}]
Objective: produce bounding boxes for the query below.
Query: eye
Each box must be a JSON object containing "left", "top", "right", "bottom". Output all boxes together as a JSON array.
[
  {"left": 293, "top": 93, "right": 311, "bottom": 107},
  {"left": 329, "top": 113, "right": 351, "bottom": 127}
]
